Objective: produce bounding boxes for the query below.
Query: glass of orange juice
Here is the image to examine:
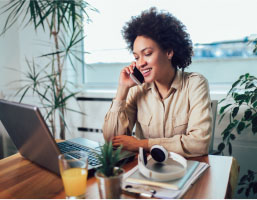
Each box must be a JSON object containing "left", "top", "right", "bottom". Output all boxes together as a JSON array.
[{"left": 58, "top": 151, "right": 88, "bottom": 199}]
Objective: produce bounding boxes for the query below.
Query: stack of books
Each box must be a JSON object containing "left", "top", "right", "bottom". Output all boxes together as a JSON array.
[{"left": 122, "top": 160, "right": 209, "bottom": 199}]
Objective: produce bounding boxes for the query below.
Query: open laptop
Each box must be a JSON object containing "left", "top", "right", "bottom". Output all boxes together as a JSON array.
[{"left": 0, "top": 99, "right": 135, "bottom": 175}]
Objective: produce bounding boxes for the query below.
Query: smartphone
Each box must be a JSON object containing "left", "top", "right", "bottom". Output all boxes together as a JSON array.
[{"left": 130, "top": 67, "right": 144, "bottom": 85}]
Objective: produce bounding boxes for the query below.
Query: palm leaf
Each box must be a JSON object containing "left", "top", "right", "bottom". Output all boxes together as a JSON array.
[
  {"left": 39, "top": 50, "right": 65, "bottom": 57},
  {"left": 45, "top": 106, "right": 55, "bottom": 121},
  {"left": 31, "top": 0, "right": 45, "bottom": 30},
  {"left": 1, "top": 0, "right": 98, "bottom": 140},
  {"left": 57, "top": 108, "right": 69, "bottom": 129}
]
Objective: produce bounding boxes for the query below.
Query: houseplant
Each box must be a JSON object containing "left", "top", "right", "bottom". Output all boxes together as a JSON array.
[
  {"left": 0, "top": 0, "right": 98, "bottom": 139},
  {"left": 95, "top": 141, "right": 125, "bottom": 199},
  {"left": 217, "top": 73, "right": 257, "bottom": 197}
]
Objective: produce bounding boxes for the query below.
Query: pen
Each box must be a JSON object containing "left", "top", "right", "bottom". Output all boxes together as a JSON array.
[{"left": 123, "top": 184, "right": 156, "bottom": 198}]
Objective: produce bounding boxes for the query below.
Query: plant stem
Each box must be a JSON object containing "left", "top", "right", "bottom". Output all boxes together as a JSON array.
[
  {"left": 52, "top": 13, "right": 65, "bottom": 139},
  {"left": 44, "top": 6, "right": 66, "bottom": 139}
]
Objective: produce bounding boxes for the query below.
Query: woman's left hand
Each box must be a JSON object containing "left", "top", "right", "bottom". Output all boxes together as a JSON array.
[{"left": 112, "top": 135, "right": 147, "bottom": 152}]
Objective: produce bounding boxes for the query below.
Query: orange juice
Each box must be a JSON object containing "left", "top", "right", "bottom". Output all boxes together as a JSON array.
[{"left": 61, "top": 168, "right": 88, "bottom": 197}]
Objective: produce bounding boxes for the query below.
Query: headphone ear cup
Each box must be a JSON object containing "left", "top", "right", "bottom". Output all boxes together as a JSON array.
[{"left": 150, "top": 145, "right": 168, "bottom": 162}]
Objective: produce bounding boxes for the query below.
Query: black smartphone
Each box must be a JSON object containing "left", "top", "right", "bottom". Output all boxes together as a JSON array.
[{"left": 130, "top": 67, "right": 144, "bottom": 85}]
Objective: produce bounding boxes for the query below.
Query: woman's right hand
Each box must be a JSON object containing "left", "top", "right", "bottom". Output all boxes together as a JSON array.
[
  {"left": 118, "top": 62, "right": 137, "bottom": 88},
  {"left": 115, "top": 62, "right": 137, "bottom": 101}
]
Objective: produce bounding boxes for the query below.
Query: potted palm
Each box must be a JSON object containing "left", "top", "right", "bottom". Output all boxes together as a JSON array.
[
  {"left": 95, "top": 142, "right": 125, "bottom": 199},
  {"left": 0, "top": 0, "right": 98, "bottom": 139}
]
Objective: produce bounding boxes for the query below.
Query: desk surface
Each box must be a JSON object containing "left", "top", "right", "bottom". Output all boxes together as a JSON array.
[{"left": 0, "top": 153, "right": 235, "bottom": 199}]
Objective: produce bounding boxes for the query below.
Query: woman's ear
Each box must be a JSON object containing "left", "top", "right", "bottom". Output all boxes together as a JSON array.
[{"left": 167, "top": 50, "right": 174, "bottom": 60}]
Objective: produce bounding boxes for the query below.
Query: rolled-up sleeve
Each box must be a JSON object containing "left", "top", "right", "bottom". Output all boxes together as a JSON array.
[{"left": 103, "top": 88, "right": 138, "bottom": 141}]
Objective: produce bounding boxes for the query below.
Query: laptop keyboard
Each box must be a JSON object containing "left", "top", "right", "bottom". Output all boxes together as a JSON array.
[{"left": 57, "top": 141, "right": 101, "bottom": 167}]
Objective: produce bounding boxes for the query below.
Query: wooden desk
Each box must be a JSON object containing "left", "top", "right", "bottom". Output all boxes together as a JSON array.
[{"left": 0, "top": 153, "right": 237, "bottom": 199}]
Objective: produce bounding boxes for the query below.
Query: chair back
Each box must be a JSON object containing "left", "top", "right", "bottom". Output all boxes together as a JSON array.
[{"left": 209, "top": 100, "right": 218, "bottom": 154}]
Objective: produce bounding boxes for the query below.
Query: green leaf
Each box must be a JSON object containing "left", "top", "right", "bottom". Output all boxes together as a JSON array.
[
  {"left": 245, "top": 186, "right": 251, "bottom": 197},
  {"left": 97, "top": 141, "right": 123, "bottom": 177},
  {"left": 218, "top": 113, "right": 226, "bottom": 124},
  {"left": 237, "top": 122, "right": 245, "bottom": 134},
  {"left": 234, "top": 94, "right": 247, "bottom": 102},
  {"left": 248, "top": 170, "right": 254, "bottom": 176},
  {"left": 230, "top": 134, "right": 236, "bottom": 140},
  {"left": 232, "top": 79, "right": 241, "bottom": 89},
  {"left": 244, "top": 109, "right": 252, "bottom": 121},
  {"left": 228, "top": 142, "right": 232, "bottom": 155},
  {"left": 253, "top": 101, "right": 257, "bottom": 108},
  {"left": 39, "top": 50, "right": 65, "bottom": 57},
  {"left": 239, "top": 74, "right": 245, "bottom": 80},
  {"left": 19, "top": 86, "right": 30, "bottom": 103},
  {"left": 251, "top": 94, "right": 257, "bottom": 104},
  {"left": 245, "top": 83, "right": 256, "bottom": 89},
  {"left": 223, "top": 131, "right": 230, "bottom": 140},
  {"left": 252, "top": 116, "right": 257, "bottom": 128},
  {"left": 232, "top": 92, "right": 239, "bottom": 99},
  {"left": 218, "top": 98, "right": 226, "bottom": 104},
  {"left": 240, "top": 79, "right": 248, "bottom": 87},
  {"left": 240, "top": 174, "right": 248, "bottom": 184},
  {"left": 253, "top": 182, "right": 257, "bottom": 194},
  {"left": 245, "top": 123, "right": 251, "bottom": 129},
  {"left": 218, "top": 142, "right": 225, "bottom": 152},
  {"left": 237, "top": 187, "right": 244, "bottom": 194},
  {"left": 228, "top": 120, "right": 239, "bottom": 131},
  {"left": 232, "top": 107, "right": 239, "bottom": 118},
  {"left": 0, "top": 0, "right": 25, "bottom": 35},
  {"left": 219, "top": 104, "right": 232, "bottom": 115}
]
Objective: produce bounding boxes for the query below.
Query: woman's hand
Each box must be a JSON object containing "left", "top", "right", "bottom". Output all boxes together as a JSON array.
[
  {"left": 119, "top": 62, "right": 137, "bottom": 88},
  {"left": 115, "top": 62, "right": 138, "bottom": 101},
  {"left": 112, "top": 135, "right": 148, "bottom": 152}
]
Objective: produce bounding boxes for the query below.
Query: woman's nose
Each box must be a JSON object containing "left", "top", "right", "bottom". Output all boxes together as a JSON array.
[{"left": 137, "top": 58, "right": 147, "bottom": 68}]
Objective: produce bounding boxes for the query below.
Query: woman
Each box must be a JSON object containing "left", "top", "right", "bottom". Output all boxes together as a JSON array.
[{"left": 103, "top": 7, "right": 212, "bottom": 157}]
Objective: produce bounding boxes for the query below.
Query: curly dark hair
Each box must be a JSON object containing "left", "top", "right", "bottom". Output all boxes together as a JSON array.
[{"left": 122, "top": 7, "right": 193, "bottom": 70}]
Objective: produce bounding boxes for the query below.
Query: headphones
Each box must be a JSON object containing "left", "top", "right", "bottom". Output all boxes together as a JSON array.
[{"left": 138, "top": 145, "right": 187, "bottom": 181}]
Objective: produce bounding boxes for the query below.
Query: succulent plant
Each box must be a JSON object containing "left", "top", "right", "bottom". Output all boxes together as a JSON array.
[{"left": 96, "top": 141, "right": 123, "bottom": 177}]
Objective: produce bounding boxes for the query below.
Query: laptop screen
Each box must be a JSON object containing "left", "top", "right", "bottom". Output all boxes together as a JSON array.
[{"left": 0, "top": 99, "right": 61, "bottom": 174}]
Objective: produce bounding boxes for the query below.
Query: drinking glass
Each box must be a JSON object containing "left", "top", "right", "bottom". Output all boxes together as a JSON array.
[{"left": 58, "top": 151, "right": 88, "bottom": 199}]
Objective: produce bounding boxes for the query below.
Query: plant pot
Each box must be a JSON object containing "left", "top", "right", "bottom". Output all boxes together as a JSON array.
[{"left": 95, "top": 168, "right": 125, "bottom": 199}]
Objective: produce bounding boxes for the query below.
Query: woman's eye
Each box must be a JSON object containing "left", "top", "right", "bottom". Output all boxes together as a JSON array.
[
  {"left": 145, "top": 52, "right": 152, "bottom": 56},
  {"left": 134, "top": 57, "right": 139, "bottom": 60}
]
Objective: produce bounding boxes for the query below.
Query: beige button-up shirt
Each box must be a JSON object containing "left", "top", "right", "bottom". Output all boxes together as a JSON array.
[{"left": 103, "top": 70, "right": 212, "bottom": 157}]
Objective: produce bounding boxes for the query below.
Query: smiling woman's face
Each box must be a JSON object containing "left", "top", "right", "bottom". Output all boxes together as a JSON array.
[{"left": 133, "top": 36, "right": 174, "bottom": 84}]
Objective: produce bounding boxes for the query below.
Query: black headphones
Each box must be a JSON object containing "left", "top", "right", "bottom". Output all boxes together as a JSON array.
[{"left": 138, "top": 145, "right": 187, "bottom": 181}]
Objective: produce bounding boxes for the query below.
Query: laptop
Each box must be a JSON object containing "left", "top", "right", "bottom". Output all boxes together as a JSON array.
[{"left": 0, "top": 99, "right": 135, "bottom": 175}]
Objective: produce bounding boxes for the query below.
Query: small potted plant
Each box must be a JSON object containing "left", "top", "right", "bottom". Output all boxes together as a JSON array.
[{"left": 95, "top": 141, "right": 124, "bottom": 199}]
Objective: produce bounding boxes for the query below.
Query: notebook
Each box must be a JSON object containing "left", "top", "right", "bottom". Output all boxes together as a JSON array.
[
  {"left": 124, "top": 160, "right": 200, "bottom": 190},
  {"left": 0, "top": 99, "right": 135, "bottom": 175},
  {"left": 123, "top": 161, "right": 209, "bottom": 199}
]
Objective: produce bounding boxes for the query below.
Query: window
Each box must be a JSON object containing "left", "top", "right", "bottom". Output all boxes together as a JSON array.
[{"left": 83, "top": 0, "right": 257, "bottom": 98}]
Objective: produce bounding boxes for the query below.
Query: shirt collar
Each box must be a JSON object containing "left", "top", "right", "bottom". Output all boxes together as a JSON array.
[{"left": 144, "top": 69, "right": 183, "bottom": 91}]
